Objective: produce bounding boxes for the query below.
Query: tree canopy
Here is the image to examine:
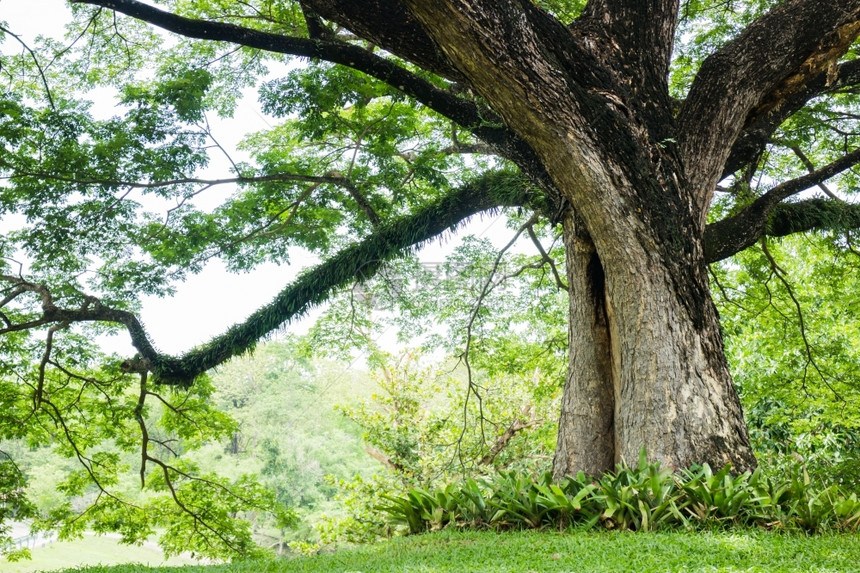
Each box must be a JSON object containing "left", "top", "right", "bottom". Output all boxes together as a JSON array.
[{"left": 2, "top": 0, "right": 860, "bottom": 560}]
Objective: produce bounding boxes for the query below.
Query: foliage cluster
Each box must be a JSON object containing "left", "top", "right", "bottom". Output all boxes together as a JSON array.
[
  {"left": 0, "top": 338, "right": 383, "bottom": 561},
  {"left": 313, "top": 347, "right": 561, "bottom": 545},
  {"left": 0, "top": 458, "right": 37, "bottom": 562},
  {"left": 203, "top": 341, "right": 379, "bottom": 551},
  {"left": 713, "top": 234, "right": 860, "bottom": 488},
  {"left": 379, "top": 451, "right": 860, "bottom": 537},
  {"left": 0, "top": 369, "right": 284, "bottom": 562}
]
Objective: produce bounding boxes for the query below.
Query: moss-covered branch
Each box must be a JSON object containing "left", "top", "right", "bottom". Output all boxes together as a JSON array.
[
  {"left": 704, "top": 148, "right": 860, "bottom": 262},
  {"left": 766, "top": 198, "right": 860, "bottom": 238},
  {"left": 144, "top": 170, "right": 537, "bottom": 384}
]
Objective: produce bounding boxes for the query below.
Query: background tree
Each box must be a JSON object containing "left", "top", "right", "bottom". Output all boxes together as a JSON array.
[
  {"left": 2, "top": 0, "right": 860, "bottom": 554},
  {"left": 713, "top": 233, "right": 860, "bottom": 487}
]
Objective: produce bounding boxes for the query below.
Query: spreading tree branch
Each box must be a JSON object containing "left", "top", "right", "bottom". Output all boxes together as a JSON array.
[
  {"left": 478, "top": 404, "right": 537, "bottom": 466},
  {"left": 678, "top": 0, "right": 860, "bottom": 209},
  {"left": 759, "top": 239, "right": 843, "bottom": 401},
  {"left": 68, "top": 0, "right": 552, "bottom": 190},
  {"left": 724, "top": 59, "right": 860, "bottom": 178},
  {"left": 297, "top": 1, "right": 331, "bottom": 40},
  {"left": 781, "top": 143, "right": 842, "bottom": 200},
  {"left": 525, "top": 224, "right": 568, "bottom": 292},
  {"left": 1, "top": 170, "right": 536, "bottom": 385},
  {"left": 455, "top": 213, "right": 536, "bottom": 468},
  {"left": 301, "top": 0, "right": 462, "bottom": 80},
  {"left": 704, "top": 147, "right": 860, "bottom": 262},
  {"left": 9, "top": 171, "right": 365, "bottom": 191},
  {"left": 0, "top": 25, "right": 56, "bottom": 109}
]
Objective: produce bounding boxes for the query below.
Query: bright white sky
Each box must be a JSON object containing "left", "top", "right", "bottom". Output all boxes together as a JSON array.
[{"left": 0, "top": 0, "right": 511, "bottom": 356}]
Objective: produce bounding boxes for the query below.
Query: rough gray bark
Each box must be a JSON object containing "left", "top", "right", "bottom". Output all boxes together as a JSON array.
[
  {"left": 554, "top": 193, "right": 755, "bottom": 474},
  {"left": 570, "top": 216, "right": 753, "bottom": 472},
  {"left": 553, "top": 209, "right": 614, "bottom": 477}
]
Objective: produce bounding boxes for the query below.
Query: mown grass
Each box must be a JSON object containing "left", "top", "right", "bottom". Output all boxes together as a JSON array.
[
  {"left": 2, "top": 535, "right": 198, "bottom": 573},
  {"left": 55, "top": 529, "right": 860, "bottom": 573}
]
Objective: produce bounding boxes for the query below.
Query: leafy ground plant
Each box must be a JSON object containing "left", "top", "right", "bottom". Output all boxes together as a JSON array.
[
  {"left": 378, "top": 458, "right": 860, "bottom": 536},
  {"left": 679, "top": 463, "right": 758, "bottom": 526},
  {"left": 593, "top": 450, "right": 683, "bottom": 531}
]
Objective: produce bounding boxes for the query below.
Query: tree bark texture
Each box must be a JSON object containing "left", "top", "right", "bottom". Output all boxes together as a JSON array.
[
  {"left": 553, "top": 209, "right": 615, "bottom": 477},
  {"left": 555, "top": 203, "right": 756, "bottom": 474}
]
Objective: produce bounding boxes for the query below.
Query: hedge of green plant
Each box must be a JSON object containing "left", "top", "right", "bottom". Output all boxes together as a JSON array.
[{"left": 378, "top": 452, "right": 860, "bottom": 535}]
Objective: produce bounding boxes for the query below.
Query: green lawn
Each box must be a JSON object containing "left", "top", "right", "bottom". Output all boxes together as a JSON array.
[
  {"left": 49, "top": 529, "right": 860, "bottom": 573},
  {"left": 2, "top": 534, "right": 199, "bottom": 573}
]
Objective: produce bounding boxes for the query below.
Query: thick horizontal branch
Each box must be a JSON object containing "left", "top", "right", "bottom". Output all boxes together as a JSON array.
[
  {"left": 145, "top": 170, "right": 535, "bottom": 384},
  {"left": 704, "top": 147, "right": 860, "bottom": 262},
  {"left": 301, "top": 0, "right": 462, "bottom": 80},
  {"left": 3, "top": 171, "right": 536, "bottom": 385},
  {"left": 767, "top": 197, "right": 860, "bottom": 238},
  {"left": 69, "top": 1, "right": 471, "bottom": 119},
  {"left": 724, "top": 59, "right": 860, "bottom": 178},
  {"left": 706, "top": 198, "right": 860, "bottom": 263}
]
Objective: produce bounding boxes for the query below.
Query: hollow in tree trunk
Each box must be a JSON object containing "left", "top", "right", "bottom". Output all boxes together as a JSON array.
[{"left": 553, "top": 206, "right": 756, "bottom": 477}]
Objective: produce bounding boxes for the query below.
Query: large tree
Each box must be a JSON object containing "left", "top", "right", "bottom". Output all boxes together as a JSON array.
[{"left": 2, "top": 0, "right": 860, "bottom": 523}]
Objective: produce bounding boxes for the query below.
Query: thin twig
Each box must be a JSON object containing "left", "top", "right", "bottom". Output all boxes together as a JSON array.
[
  {"left": 525, "top": 222, "right": 568, "bottom": 291},
  {"left": 0, "top": 25, "right": 55, "bottom": 109},
  {"left": 455, "top": 213, "right": 537, "bottom": 468},
  {"left": 760, "top": 239, "right": 843, "bottom": 401}
]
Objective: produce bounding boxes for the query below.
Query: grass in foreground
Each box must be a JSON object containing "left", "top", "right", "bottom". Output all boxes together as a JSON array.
[
  {"left": 55, "top": 529, "right": 860, "bottom": 573},
  {"left": 2, "top": 535, "right": 199, "bottom": 573}
]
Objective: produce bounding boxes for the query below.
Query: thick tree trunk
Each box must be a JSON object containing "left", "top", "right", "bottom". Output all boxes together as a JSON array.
[
  {"left": 553, "top": 200, "right": 756, "bottom": 477},
  {"left": 397, "top": 0, "right": 758, "bottom": 477}
]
